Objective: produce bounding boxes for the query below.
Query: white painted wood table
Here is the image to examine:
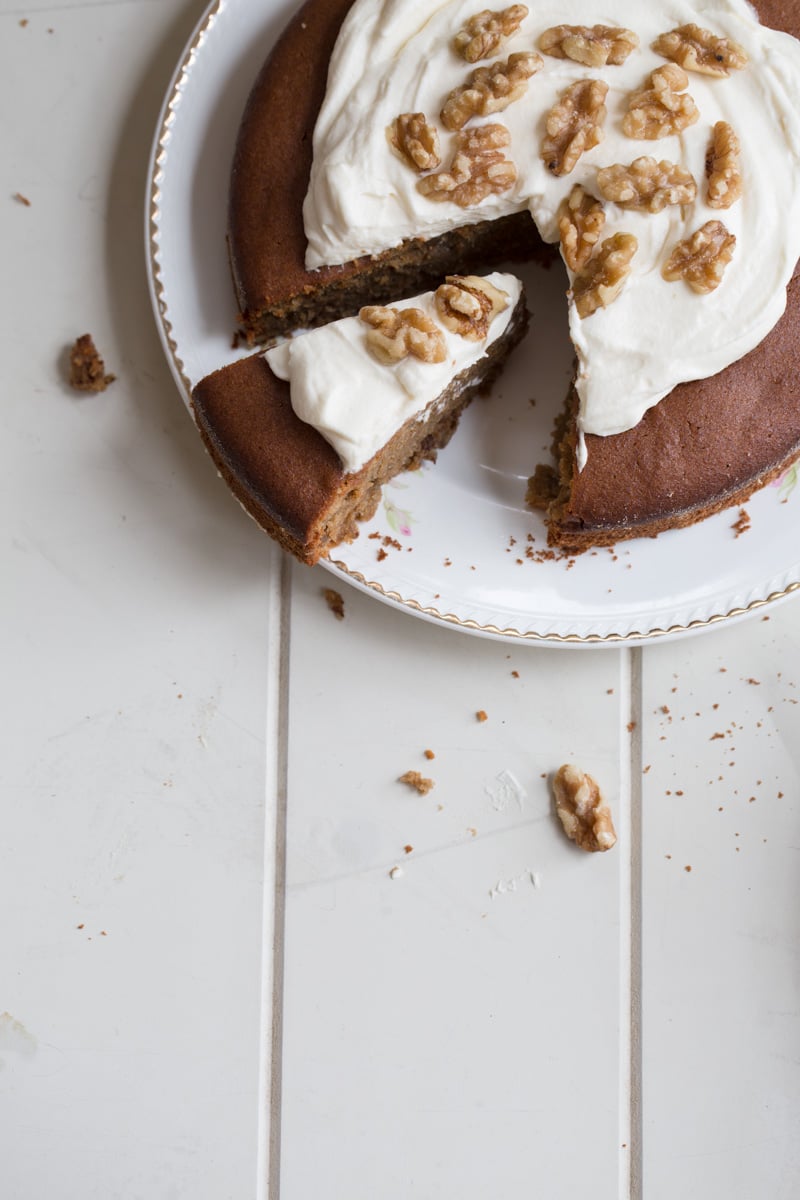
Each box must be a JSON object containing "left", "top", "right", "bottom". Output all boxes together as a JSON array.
[{"left": 3, "top": 2, "right": 799, "bottom": 1196}]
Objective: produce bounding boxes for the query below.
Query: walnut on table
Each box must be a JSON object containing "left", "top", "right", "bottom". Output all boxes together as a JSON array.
[
  {"left": 652, "top": 23, "right": 748, "bottom": 78},
  {"left": 418, "top": 123, "right": 517, "bottom": 207},
  {"left": 541, "top": 78, "right": 608, "bottom": 177},
  {"left": 622, "top": 63, "right": 699, "bottom": 140},
  {"left": 453, "top": 4, "right": 528, "bottom": 63},
  {"left": 558, "top": 184, "right": 606, "bottom": 272},
  {"left": 441, "top": 51, "right": 542, "bottom": 131},
  {"left": 570, "top": 232, "right": 637, "bottom": 319},
  {"left": 538, "top": 23, "right": 638, "bottom": 68},
  {"left": 706, "top": 121, "right": 743, "bottom": 209},
  {"left": 389, "top": 113, "right": 441, "bottom": 172},
  {"left": 662, "top": 220, "right": 736, "bottom": 294},
  {"left": 552, "top": 764, "right": 617, "bottom": 853},
  {"left": 359, "top": 306, "right": 447, "bottom": 364},
  {"left": 596, "top": 157, "right": 697, "bottom": 213},
  {"left": 434, "top": 275, "right": 509, "bottom": 340}
]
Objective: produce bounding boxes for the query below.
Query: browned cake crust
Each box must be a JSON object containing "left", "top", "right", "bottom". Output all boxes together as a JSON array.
[
  {"left": 225, "top": 0, "right": 800, "bottom": 551},
  {"left": 192, "top": 294, "right": 529, "bottom": 564}
]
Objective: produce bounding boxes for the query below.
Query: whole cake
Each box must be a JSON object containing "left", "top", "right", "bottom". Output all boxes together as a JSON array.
[{"left": 200, "top": 0, "right": 800, "bottom": 558}]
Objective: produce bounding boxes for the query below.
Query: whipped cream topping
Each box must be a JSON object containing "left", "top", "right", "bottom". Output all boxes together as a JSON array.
[
  {"left": 303, "top": 0, "right": 800, "bottom": 459},
  {"left": 265, "top": 272, "right": 522, "bottom": 474}
]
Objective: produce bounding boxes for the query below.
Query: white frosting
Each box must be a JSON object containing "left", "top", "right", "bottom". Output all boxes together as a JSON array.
[
  {"left": 303, "top": 0, "right": 800, "bottom": 456},
  {"left": 265, "top": 272, "right": 522, "bottom": 473}
]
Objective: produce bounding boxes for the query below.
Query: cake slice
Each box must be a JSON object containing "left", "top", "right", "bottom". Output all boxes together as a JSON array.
[{"left": 191, "top": 273, "right": 527, "bottom": 563}]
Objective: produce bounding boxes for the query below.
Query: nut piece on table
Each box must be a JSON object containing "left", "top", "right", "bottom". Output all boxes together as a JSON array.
[
  {"left": 706, "top": 121, "right": 743, "bottom": 209},
  {"left": 68, "top": 333, "right": 116, "bottom": 392},
  {"left": 622, "top": 64, "right": 699, "bottom": 140},
  {"left": 389, "top": 113, "right": 441, "bottom": 172},
  {"left": 596, "top": 157, "right": 697, "bottom": 213},
  {"left": 434, "top": 274, "right": 509, "bottom": 340},
  {"left": 571, "top": 233, "right": 637, "bottom": 319},
  {"left": 538, "top": 24, "right": 638, "bottom": 68},
  {"left": 453, "top": 4, "right": 528, "bottom": 63},
  {"left": 652, "top": 23, "right": 748, "bottom": 77},
  {"left": 359, "top": 306, "right": 447, "bottom": 364},
  {"left": 441, "top": 51, "right": 542, "bottom": 131},
  {"left": 558, "top": 184, "right": 606, "bottom": 272},
  {"left": 662, "top": 220, "right": 736, "bottom": 294},
  {"left": 418, "top": 123, "right": 517, "bottom": 207},
  {"left": 553, "top": 764, "right": 617, "bottom": 853},
  {"left": 541, "top": 78, "right": 608, "bottom": 177}
]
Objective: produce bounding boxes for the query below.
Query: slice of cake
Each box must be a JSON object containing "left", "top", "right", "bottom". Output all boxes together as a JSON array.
[
  {"left": 192, "top": 274, "right": 527, "bottom": 563},
  {"left": 223, "top": 0, "right": 800, "bottom": 553}
]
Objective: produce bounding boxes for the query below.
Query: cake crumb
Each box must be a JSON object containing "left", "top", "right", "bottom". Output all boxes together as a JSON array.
[
  {"left": 403, "top": 844, "right": 414, "bottom": 854},
  {"left": 399, "top": 770, "right": 434, "bottom": 795},
  {"left": 732, "top": 508, "right": 751, "bottom": 537},
  {"left": 389, "top": 865, "right": 403, "bottom": 880},
  {"left": 322, "top": 587, "right": 345, "bottom": 619},
  {"left": 476, "top": 709, "right": 488, "bottom": 722},
  {"left": 684, "top": 865, "right": 692, "bottom": 873},
  {"left": 511, "top": 670, "right": 520, "bottom": 678},
  {"left": 231, "top": 330, "right": 242, "bottom": 350},
  {"left": 19, "top": 18, "right": 28, "bottom": 26},
  {"left": 627, "top": 720, "right": 637, "bottom": 732},
  {"left": 377, "top": 547, "right": 388, "bottom": 561},
  {"left": 68, "top": 334, "right": 116, "bottom": 392},
  {"left": 423, "top": 748, "right": 435, "bottom": 760},
  {"left": 13, "top": 191, "right": 31, "bottom": 206}
]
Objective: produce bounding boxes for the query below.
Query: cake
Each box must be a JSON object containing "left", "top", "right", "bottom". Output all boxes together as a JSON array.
[
  {"left": 209, "top": 0, "right": 800, "bottom": 557},
  {"left": 192, "top": 273, "right": 528, "bottom": 563}
]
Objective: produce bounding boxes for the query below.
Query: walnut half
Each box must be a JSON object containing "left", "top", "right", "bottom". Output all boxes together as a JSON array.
[
  {"left": 538, "top": 24, "right": 638, "bottom": 68},
  {"left": 596, "top": 157, "right": 697, "bottom": 213},
  {"left": 553, "top": 764, "right": 617, "bottom": 853},
  {"left": 706, "top": 121, "right": 743, "bottom": 210},
  {"left": 418, "top": 123, "right": 517, "bottom": 208},
  {"left": 441, "top": 51, "right": 542, "bottom": 132},
  {"left": 558, "top": 184, "right": 606, "bottom": 272},
  {"left": 388, "top": 113, "right": 441, "bottom": 172},
  {"left": 541, "top": 78, "right": 608, "bottom": 177},
  {"left": 662, "top": 220, "right": 736, "bottom": 294},
  {"left": 434, "top": 275, "right": 509, "bottom": 340},
  {"left": 622, "top": 64, "right": 699, "bottom": 140},
  {"left": 571, "top": 232, "right": 637, "bottom": 319},
  {"left": 653, "top": 23, "right": 748, "bottom": 78},
  {"left": 453, "top": 4, "right": 528, "bottom": 63},
  {"left": 359, "top": 306, "right": 447, "bottom": 364}
]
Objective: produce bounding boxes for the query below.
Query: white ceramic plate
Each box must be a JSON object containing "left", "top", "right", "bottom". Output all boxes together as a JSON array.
[{"left": 147, "top": 0, "right": 800, "bottom": 645}]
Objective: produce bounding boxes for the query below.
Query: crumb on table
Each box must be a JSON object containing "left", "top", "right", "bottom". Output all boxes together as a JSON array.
[
  {"left": 68, "top": 334, "right": 116, "bottom": 393},
  {"left": 13, "top": 191, "right": 31, "bottom": 206},
  {"left": 322, "top": 587, "right": 345, "bottom": 620},
  {"left": 399, "top": 770, "right": 434, "bottom": 795},
  {"left": 476, "top": 710, "right": 488, "bottom": 723}
]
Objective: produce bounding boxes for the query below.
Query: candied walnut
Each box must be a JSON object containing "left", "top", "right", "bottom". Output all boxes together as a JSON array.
[
  {"left": 558, "top": 184, "right": 606, "bottom": 272},
  {"left": 453, "top": 4, "right": 528, "bottom": 63},
  {"left": 388, "top": 113, "right": 441, "bottom": 172},
  {"left": 538, "top": 24, "right": 638, "bottom": 68},
  {"left": 359, "top": 306, "right": 447, "bottom": 364},
  {"left": 596, "top": 157, "right": 697, "bottom": 213},
  {"left": 434, "top": 275, "right": 509, "bottom": 340},
  {"left": 652, "top": 23, "right": 748, "bottom": 78},
  {"left": 68, "top": 333, "right": 116, "bottom": 392},
  {"left": 571, "top": 233, "right": 637, "bottom": 319},
  {"left": 706, "top": 121, "right": 743, "bottom": 210},
  {"left": 441, "top": 51, "right": 542, "bottom": 131},
  {"left": 622, "top": 64, "right": 699, "bottom": 140},
  {"left": 662, "top": 220, "right": 736, "bottom": 294},
  {"left": 541, "top": 78, "right": 608, "bottom": 177},
  {"left": 553, "top": 764, "right": 617, "bottom": 853},
  {"left": 418, "top": 123, "right": 517, "bottom": 207}
]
